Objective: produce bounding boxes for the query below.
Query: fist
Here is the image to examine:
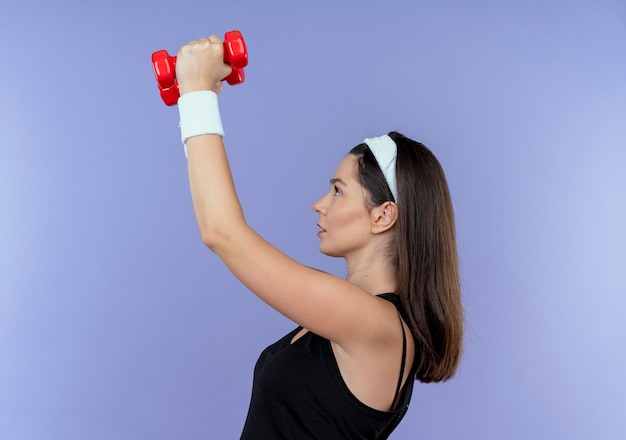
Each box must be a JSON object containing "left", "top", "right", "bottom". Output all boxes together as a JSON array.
[{"left": 175, "top": 36, "right": 233, "bottom": 96}]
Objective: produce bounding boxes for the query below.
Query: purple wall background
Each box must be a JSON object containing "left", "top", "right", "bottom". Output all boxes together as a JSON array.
[{"left": 1, "top": 0, "right": 625, "bottom": 438}]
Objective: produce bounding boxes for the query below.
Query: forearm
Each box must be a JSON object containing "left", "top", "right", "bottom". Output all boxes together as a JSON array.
[
  {"left": 174, "top": 37, "right": 248, "bottom": 252},
  {"left": 186, "top": 134, "right": 247, "bottom": 251}
]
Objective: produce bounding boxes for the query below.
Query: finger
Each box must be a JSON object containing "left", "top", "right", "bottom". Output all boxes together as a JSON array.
[
  {"left": 180, "top": 40, "right": 197, "bottom": 54},
  {"left": 208, "top": 35, "right": 223, "bottom": 44}
]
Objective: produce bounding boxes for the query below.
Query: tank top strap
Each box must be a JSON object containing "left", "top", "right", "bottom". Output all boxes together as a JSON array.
[
  {"left": 391, "top": 310, "right": 407, "bottom": 409},
  {"left": 377, "top": 293, "right": 410, "bottom": 410}
]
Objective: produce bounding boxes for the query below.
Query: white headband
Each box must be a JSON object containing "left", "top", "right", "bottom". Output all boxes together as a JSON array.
[{"left": 364, "top": 135, "right": 398, "bottom": 202}]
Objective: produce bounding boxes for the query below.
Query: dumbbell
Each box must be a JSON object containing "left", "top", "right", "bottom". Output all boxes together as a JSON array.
[{"left": 152, "top": 30, "right": 248, "bottom": 106}]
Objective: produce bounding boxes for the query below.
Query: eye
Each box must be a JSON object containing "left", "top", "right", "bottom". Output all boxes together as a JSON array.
[{"left": 333, "top": 185, "right": 340, "bottom": 196}]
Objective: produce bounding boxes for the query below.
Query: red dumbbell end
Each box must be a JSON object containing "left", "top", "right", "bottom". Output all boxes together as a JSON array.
[
  {"left": 224, "top": 30, "right": 248, "bottom": 69},
  {"left": 159, "top": 84, "right": 180, "bottom": 106},
  {"left": 225, "top": 67, "right": 245, "bottom": 86},
  {"left": 152, "top": 50, "right": 177, "bottom": 88}
]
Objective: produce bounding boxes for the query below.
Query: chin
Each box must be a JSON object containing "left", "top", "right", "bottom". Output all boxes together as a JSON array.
[{"left": 319, "top": 245, "right": 343, "bottom": 258}]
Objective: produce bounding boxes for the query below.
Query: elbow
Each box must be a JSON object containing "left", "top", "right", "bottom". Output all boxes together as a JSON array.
[
  {"left": 198, "top": 221, "right": 244, "bottom": 254},
  {"left": 199, "top": 227, "right": 225, "bottom": 253}
]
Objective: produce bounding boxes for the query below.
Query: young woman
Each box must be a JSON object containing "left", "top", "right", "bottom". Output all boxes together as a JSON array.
[{"left": 174, "top": 36, "right": 463, "bottom": 439}]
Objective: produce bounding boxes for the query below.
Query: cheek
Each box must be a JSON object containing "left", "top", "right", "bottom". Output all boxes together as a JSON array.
[{"left": 333, "top": 206, "right": 370, "bottom": 233}]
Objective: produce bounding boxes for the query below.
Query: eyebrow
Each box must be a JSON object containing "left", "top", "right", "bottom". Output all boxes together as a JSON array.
[{"left": 330, "top": 178, "right": 348, "bottom": 187}]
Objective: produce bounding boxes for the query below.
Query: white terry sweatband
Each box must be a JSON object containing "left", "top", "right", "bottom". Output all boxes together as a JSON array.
[
  {"left": 364, "top": 135, "right": 398, "bottom": 202},
  {"left": 178, "top": 90, "right": 224, "bottom": 157}
]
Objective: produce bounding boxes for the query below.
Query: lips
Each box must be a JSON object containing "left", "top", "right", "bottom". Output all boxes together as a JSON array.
[{"left": 317, "top": 223, "right": 326, "bottom": 235}]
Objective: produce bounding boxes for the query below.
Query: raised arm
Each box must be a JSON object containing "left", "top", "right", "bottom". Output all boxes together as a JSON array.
[{"left": 175, "top": 37, "right": 398, "bottom": 350}]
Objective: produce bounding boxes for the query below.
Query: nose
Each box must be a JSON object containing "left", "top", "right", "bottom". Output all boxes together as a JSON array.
[{"left": 312, "top": 193, "right": 327, "bottom": 214}]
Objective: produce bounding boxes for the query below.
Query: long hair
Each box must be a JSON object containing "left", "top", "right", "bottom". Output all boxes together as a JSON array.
[{"left": 349, "top": 131, "right": 463, "bottom": 382}]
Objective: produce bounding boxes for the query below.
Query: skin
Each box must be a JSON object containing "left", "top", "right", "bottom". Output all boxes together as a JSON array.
[{"left": 177, "top": 36, "right": 415, "bottom": 411}]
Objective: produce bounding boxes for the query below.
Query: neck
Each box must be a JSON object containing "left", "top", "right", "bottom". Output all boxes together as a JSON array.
[{"left": 344, "top": 248, "right": 397, "bottom": 295}]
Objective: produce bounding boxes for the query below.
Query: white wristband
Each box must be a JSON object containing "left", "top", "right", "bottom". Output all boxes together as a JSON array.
[{"left": 178, "top": 91, "right": 224, "bottom": 157}]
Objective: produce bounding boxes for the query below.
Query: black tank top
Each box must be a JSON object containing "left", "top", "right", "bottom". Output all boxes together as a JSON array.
[{"left": 240, "top": 293, "right": 414, "bottom": 439}]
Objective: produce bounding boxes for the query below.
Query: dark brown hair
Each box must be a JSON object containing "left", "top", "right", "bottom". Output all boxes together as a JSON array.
[{"left": 349, "top": 131, "right": 463, "bottom": 383}]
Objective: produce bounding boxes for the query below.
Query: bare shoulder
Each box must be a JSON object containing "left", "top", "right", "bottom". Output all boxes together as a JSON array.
[{"left": 331, "top": 297, "right": 416, "bottom": 411}]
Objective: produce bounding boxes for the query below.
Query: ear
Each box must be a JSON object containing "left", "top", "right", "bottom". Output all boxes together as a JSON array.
[{"left": 370, "top": 201, "right": 398, "bottom": 234}]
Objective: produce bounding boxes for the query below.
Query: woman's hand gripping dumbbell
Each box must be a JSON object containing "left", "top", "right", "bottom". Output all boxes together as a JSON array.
[{"left": 152, "top": 30, "right": 248, "bottom": 106}]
